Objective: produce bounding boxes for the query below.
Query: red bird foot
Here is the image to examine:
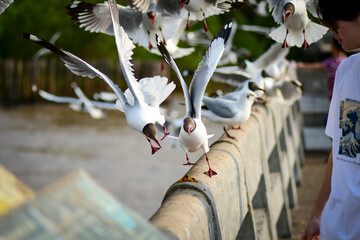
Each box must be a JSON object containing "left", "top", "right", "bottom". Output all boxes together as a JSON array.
[
  {"left": 302, "top": 40, "right": 310, "bottom": 48},
  {"left": 204, "top": 169, "right": 217, "bottom": 177},
  {"left": 183, "top": 161, "right": 196, "bottom": 166},
  {"left": 151, "top": 146, "right": 160, "bottom": 155},
  {"left": 282, "top": 39, "right": 288, "bottom": 48},
  {"left": 161, "top": 126, "right": 170, "bottom": 141},
  {"left": 149, "top": 41, "right": 153, "bottom": 50}
]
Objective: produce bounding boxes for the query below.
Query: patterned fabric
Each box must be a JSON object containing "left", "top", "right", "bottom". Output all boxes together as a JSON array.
[{"left": 322, "top": 56, "right": 347, "bottom": 100}]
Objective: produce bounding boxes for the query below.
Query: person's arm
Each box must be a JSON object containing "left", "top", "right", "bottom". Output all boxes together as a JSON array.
[
  {"left": 301, "top": 150, "right": 333, "bottom": 240},
  {"left": 297, "top": 61, "right": 325, "bottom": 70}
]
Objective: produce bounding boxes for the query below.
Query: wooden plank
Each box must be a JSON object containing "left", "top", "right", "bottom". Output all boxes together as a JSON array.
[
  {"left": 0, "top": 170, "right": 167, "bottom": 240},
  {"left": 0, "top": 165, "right": 34, "bottom": 216}
]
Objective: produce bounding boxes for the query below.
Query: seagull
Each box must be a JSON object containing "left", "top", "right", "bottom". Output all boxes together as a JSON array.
[
  {"left": 127, "top": 0, "right": 183, "bottom": 17},
  {"left": 180, "top": 0, "right": 245, "bottom": 32},
  {"left": 66, "top": 1, "right": 193, "bottom": 57},
  {"left": 93, "top": 91, "right": 118, "bottom": 102},
  {"left": 0, "top": 0, "right": 13, "bottom": 15},
  {"left": 266, "top": 0, "right": 328, "bottom": 48},
  {"left": 202, "top": 87, "right": 260, "bottom": 139},
  {"left": 24, "top": 0, "right": 176, "bottom": 155},
  {"left": 32, "top": 83, "right": 116, "bottom": 119},
  {"left": 156, "top": 22, "right": 233, "bottom": 177},
  {"left": 33, "top": 32, "right": 61, "bottom": 60}
]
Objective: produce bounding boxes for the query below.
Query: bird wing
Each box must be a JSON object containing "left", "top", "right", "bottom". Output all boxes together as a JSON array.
[
  {"left": 266, "top": 0, "right": 285, "bottom": 24},
  {"left": 23, "top": 33, "right": 127, "bottom": 106},
  {"left": 0, "top": 0, "right": 13, "bottom": 15},
  {"left": 66, "top": 1, "right": 143, "bottom": 37},
  {"left": 127, "top": 0, "right": 155, "bottom": 12},
  {"left": 156, "top": 0, "right": 182, "bottom": 16},
  {"left": 202, "top": 96, "right": 237, "bottom": 118},
  {"left": 190, "top": 22, "right": 233, "bottom": 119},
  {"left": 108, "top": 0, "right": 144, "bottom": 105},
  {"left": 211, "top": 72, "right": 248, "bottom": 88},
  {"left": 253, "top": 43, "right": 289, "bottom": 70},
  {"left": 37, "top": 89, "right": 81, "bottom": 104},
  {"left": 90, "top": 101, "right": 118, "bottom": 109},
  {"left": 306, "top": 0, "right": 319, "bottom": 18},
  {"left": 156, "top": 36, "right": 193, "bottom": 117}
]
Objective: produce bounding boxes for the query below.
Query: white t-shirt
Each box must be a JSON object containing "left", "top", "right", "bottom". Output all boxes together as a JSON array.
[{"left": 321, "top": 52, "right": 360, "bottom": 240}]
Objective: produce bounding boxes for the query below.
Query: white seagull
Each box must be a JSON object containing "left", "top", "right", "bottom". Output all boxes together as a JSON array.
[
  {"left": 127, "top": 0, "right": 183, "bottom": 17},
  {"left": 32, "top": 83, "right": 116, "bottom": 119},
  {"left": 156, "top": 22, "right": 233, "bottom": 177},
  {"left": 266, "top": 0, "right": 328, "bottom": 48},
  {"left": 180, "top": 0, "right": 245, "bottom": 32},
  {"left": 202, "top": 87, "right": 260, "bottom": 139},
  {"left": 24, "top": 0, "right": 176, "bottom": 155},
  {"left": 66, "top": 1, "right": 193, "bottom": 58},
  {"left": 0, "top": 0, "right": 13, "bottom": 15}
]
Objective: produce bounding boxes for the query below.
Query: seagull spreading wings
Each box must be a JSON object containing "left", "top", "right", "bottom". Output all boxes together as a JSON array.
[
  {"left": 66, "top": 1, "right": 193, "bottom": 58},
  {"left": 32, "top": 83, "right": 116, "bottom": 119},
  {"left": 23, "top": 0, "right": 175, "bottom": 155},
  {"left": 156, "top": 22, "right": 232, "bottom": 177},
  {"left": 127, "top": 0, "right": 183, "bottom": 17},
  {"left": 0, "top": 0, "right": 13, "bottom": 15},
  {"left": 266, "top": 0, "right": 328, "bottom": 48}
]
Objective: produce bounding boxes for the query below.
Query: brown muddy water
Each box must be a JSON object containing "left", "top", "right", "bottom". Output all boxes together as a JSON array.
[{"left": 0, "top": 101, "right": 224, "bottom": 219}]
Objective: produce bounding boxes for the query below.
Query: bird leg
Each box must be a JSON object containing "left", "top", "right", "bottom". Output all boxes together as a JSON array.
[
  {"left": 301, "top": 29, "right": 309, "bottom": 48},
  {"left": 146, "top": 136, "right": 161, "bottom": 154},
  {"left": 223, "top": 126, "right": 237, "bottom": 140},
  {"left": 183, "top": 153, "right": 196, "bottom": 166},
  {"left": 186, "top": 12, "right": 190, "bottom": 31},
  {"left": 202, "top": 12, "right": 208, "bottom": 32},
  {"left": 282, "top": 29, "right": 289, "bottom": 48},
  {"left": 147, "top": 30, "right": 153, "bottom": 50},
  {"left": 159, "top": 27, "right": 167, "bottom": 46},
  {"left": 161, "top": 125, "right": 170, "bottom": 140},
  {"left": 204, "top": 153, "right": 217, "bottom": 177},
  {"left": 232, "top": 125, "right": 245, "bottom": 132}
]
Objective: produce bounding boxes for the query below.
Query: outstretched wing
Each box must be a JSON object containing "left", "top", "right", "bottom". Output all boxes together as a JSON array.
[
  {"left": 66, "top": 1, "right": 142, "bottom": 37},
  {"left": 23, "top": 33, "right": 127, "bottom": 106},
  {"left": 190, "top": 22, "right": 232, "bottom": 119},
  {"left": 0, "top": 0, "right": 13, "bottom": 15},
  {"left": 108, "top": 0, "right": 144, "bottom": 104},
  {"left": 37, "top": 89, "right": 81, "bottom": 104},
  {"left": 266, "top": 0, "right": 285, "bottom": 24},
  {"left": 156, "top": 35, "right": 193, "bottom": 117}
]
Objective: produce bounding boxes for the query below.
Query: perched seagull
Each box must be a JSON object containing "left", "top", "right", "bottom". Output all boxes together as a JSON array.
[
  {"left": 24, "top": 0, "right": 175, "bottom": 155},
  {"left": 266, "top": 0, "right": 328, "bottom": 48},
  {"left": 33, "top": 32, "right": 61, "bottom": 60},
  {"left": 202, "top": 87, "right": 260, "bottom": 139},
  {"left": 32, "top": 83, "right": 116, "bottom": 119},
  {"left": 0, "top": 0, "right": 13, "bottom": 15},
  {"left": 156, "top": 22, "right": 233, "bottom": 177},
  {"left": 67, "top": 1, "right": 182, "bottom": 53}
]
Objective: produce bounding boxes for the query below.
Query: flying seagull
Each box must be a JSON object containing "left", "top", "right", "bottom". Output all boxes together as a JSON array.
[
  {"left": 23, "top": 0, "right": 176, "bottom": 155},
  {"left": 156, "top": 22, "right": 233, "bottom": 177}
]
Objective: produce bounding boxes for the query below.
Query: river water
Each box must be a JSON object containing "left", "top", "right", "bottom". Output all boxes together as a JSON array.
[{"left": 0, "top": 101, "right": 224, "bottom": 219}]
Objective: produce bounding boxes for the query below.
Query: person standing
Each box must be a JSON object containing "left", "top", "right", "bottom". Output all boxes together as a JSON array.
[{"left": 301, "top": 0, "right": 360, "bottom": 240}]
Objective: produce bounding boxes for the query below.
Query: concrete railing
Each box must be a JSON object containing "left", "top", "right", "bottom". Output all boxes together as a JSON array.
[{"left": 149, "top": 101, "right": 304, "bottom": 240}]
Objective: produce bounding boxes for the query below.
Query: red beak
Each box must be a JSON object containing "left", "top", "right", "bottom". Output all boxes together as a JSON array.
[
  {"left": 150, "top": 17, "right": 155, "bottom": 24},
  {"left": 180, "top": 1, "right": 185, "bottom": 8},
  {"left": 186, "top": 127, "right": 191, "bottom": 135}
]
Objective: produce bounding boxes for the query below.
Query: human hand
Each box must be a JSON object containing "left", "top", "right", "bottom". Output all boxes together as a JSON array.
[
  {"left": 301, "top": 215, "right": 321, "bottom": 240},
  {"left": 297, "top": 62, "right": 305, "bottom": 68}
]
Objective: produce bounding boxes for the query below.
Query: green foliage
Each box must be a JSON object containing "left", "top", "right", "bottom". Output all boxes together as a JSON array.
[{"left": 0, "top": 0, "right": 312, "bottom": 64}]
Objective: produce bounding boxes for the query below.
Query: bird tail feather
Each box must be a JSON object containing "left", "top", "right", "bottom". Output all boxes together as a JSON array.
[
  {"left": 304, "top": 21, "right": 328, "bottom": 45},
  {"left": 268, "top": 25, "right": 287, "bottom": 45}
]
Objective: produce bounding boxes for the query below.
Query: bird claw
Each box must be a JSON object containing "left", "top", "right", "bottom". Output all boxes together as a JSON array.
[
  {"left": 204, "top": 169, "right": 217, "bottom": 177},
  {"left": 151, "top": 146, "right": 161, "bottom": 155},
  {"left": 282, "top": 39, "right": 288, "bottom": 48},
  {"left": 302, "top": 40, "right": 309, "bottom": 49},
  {"left": 183, "top": 162, "right": 196, "bottom": 166},
  {"left": 161, "top": 131, "right": 169, "bottom": 141}
]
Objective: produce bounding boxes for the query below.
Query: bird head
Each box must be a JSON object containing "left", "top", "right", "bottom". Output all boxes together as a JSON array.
[
  {"left": 248, "top": 81, "right": 265, "bottom": 94},
  {"left": 143, "top": 123, "right": 161, "bottom": 147},
  {"left": 283, "top": 2, "right": 295, "bottom": 23},
  {"left": 180, "top": 0, "right": 189, "bottom": 9},
  {"left": 183, "top": 117, "right": 196, "bottom": 136},
  {"left": 147, "top": 11, "right": 156, "bottom": 24}
]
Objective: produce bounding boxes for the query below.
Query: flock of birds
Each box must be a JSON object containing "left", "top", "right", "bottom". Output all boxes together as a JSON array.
[{"left": 2, "top": 0, "right": 329, "bottom": 177}]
